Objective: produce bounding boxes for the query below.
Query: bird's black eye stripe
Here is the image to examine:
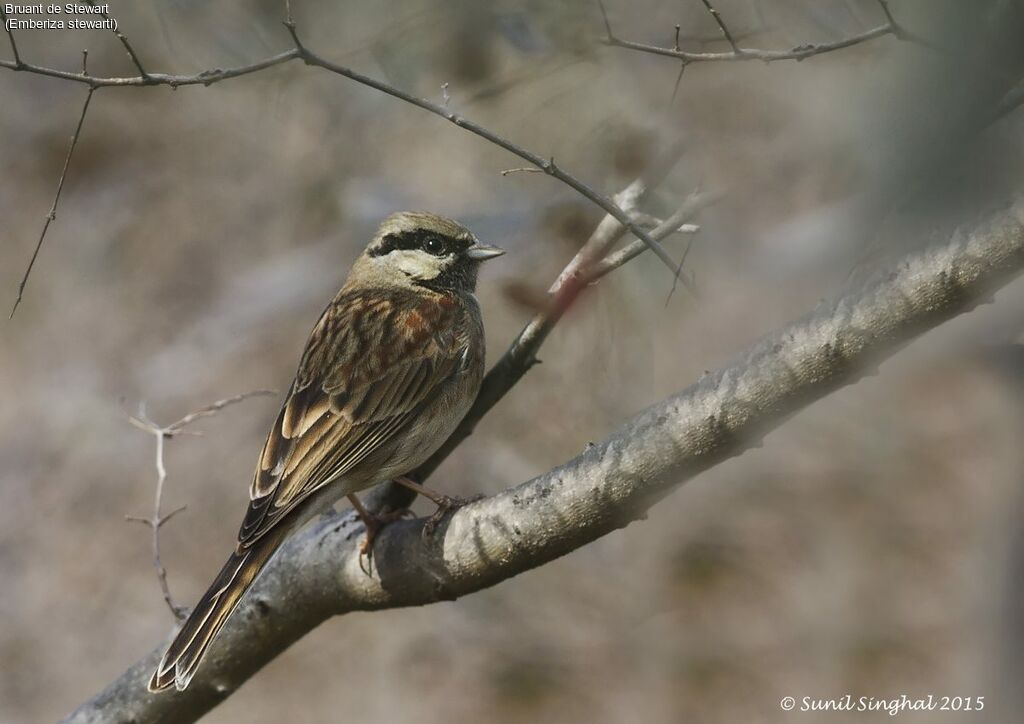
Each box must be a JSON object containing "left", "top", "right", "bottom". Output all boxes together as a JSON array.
[
  {"left": 369, "top": 233, "right": 412, "bottom": 257},
  {"left": 369, "top": 230, "right": 472, "bottom": 257}
]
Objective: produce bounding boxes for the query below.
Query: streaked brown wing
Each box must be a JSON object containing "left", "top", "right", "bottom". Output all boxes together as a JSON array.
[{"left": 237, "top": 289, "right": 465, "bottom": 548}]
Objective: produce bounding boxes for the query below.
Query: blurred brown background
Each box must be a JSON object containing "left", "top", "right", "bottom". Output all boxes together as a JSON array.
[{"left": 3, "top": 0, "right": 1024, "bottom": 722}]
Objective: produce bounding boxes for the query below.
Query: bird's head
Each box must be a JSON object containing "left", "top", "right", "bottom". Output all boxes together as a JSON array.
[{"left": 349, "top": 211, "right": 504, "bottom": 293}]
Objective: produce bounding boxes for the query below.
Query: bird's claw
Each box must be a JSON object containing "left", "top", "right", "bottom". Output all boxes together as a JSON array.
[
  {"left": 356, "top": 507, "right": 414, "bottom": 576},
  {"left": 421, "top": 493, "right": 484, "bottom": 540}
]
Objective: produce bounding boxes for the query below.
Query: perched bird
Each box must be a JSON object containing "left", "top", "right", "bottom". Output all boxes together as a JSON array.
[{"left": 149, "top": 211, "right": 504, "bottom": 692}]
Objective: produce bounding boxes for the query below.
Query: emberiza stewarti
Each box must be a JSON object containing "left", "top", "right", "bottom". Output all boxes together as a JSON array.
[{"left": 149, "top": 211, "right": 504, "bottom": 692}]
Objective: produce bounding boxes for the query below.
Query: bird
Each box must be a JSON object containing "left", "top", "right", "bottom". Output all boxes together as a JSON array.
[{"left": 148, "top": 211, "right": 504, "bottom": 692}]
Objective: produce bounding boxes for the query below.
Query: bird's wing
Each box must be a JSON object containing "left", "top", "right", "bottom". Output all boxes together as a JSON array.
[{"left": 237, "top": 289, "right": 468, "bottom": 548}]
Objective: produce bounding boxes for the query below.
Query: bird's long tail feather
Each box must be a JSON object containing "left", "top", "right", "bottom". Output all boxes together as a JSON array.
[{"left": 148, "top": 527, "right": 286, "bottom": 692}]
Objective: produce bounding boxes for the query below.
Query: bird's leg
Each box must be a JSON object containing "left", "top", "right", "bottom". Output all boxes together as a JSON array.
[
  {"left": 393, "top": 476, "right": 484, "bottom": 538},
  {"left": 347, "top": 493, "right": 413, "bottom": 575}
]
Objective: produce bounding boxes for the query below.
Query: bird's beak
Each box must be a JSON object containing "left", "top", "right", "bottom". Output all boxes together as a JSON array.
[{"left": 465, "top": 243, "right": 506, "bottom": 261}]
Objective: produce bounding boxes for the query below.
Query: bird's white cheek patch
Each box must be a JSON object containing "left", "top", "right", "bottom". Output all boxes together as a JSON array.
[{"left": 387, "top": 250, "right": 449, "bottom": 280}]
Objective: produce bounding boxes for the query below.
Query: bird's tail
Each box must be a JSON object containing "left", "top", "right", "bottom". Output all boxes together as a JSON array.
[{"left": 148, "top": 527, "right": 286, "bottom": 692}]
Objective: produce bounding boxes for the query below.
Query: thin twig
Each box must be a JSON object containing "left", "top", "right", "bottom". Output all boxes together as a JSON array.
[
  {"left": 631, "top": 211, "right": 699, "bottom": 232},
  {"left": 0, "top": 5, "right": 23, "bottom": 67},
  {"left": 499, "top": 167, "right": 544, "bottom": 176},
  {"left": 670, "top": 63, "right": 686, "bottom": 104},
  {"left": 164, "top": 389, "right": 276, "bottom": 434},
  {"left": 600, "top": 0, "right": 910, "bottom": 67},
  {"left": 604, "top": 22, "right": 894, "bottom": 65},
  {"left": 604, "top": 0, "right": 959, "bottom": 71},
  {"left": 0, "top": 49, "right": 302, "bottom": 88},
  {"left": 699, "top": 0, "right": 741, "bottom": 54},
  {"left": 546, "top": 138, "right": 690, "bottom": 293},
  {"left": 665, "top": 240, "right": 693, "bottom": 306},
  {"left": 588, "top": 191, "right": 718, "bottom": 283},
  {"left": 875, "top": 0, "right": 904, "bottom": 40},
  {"left": 548, "top": 176, "right": 652, "bottom": 293},
  {"left": 10, "top": 86, "right": 94, "bottom": 318},
  {"left": 126, "top": 390, "right": 276, "bottom": 620},
  {"left": 597, "top": 0, "right": 614, "bottom": 40},
  {"left": 85, "top": 0, "right": 150, "bottom": 80}
]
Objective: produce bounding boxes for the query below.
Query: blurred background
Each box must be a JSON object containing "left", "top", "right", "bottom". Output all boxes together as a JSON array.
[{"left": 3, "top": 0, "right": 1024, "bottom": 721}]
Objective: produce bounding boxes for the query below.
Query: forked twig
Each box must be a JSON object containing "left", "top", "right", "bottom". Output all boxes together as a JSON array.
[{"left": 125, "top": 390, "right": 275, "bottom": 620}]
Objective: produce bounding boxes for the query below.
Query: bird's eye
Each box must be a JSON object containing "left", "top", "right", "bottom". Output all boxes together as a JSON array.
[{"left": 422, "top": 235, "right": 447, "bottom": 255}]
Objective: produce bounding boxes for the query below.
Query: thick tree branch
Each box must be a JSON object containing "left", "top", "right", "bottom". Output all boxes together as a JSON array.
[{"left": 66, "top": 198, "right": 1024, "bottom": 723}]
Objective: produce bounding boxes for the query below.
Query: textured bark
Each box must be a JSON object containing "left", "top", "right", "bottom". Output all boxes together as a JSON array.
[{"left": 65, "top": 198, "right": 1024, "bottom": 723}]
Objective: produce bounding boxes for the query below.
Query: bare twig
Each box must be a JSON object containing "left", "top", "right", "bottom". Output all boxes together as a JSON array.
[
  {"left": 0, "top": 49, "right": 301, "bottom": 88},
  {"left": 699, "top": 0, "right": 741, "bottom": 55},
  {"left": 163, "top": 390, "right": 277, "bottom": 435},
  {"left": 85, "top": 0, "right": 150, "bottom": 80},
  {"left": 9, "top": 85, "right": 94, "bottom": 318},
  {"left": 875, "top": 0, "right": 905, "bottom": 40},
  {"left": 664, "top": 238, "right": 695, "bottom": 306},
  {"left": 601, "top": 0, "right": 912, "bottom": 67},
  {"left": 0, "top": 5, "right": 23, "bottom": 67},
  {"left": 499, "top": 167, "right": 544, "bottom": 176},
  {"left": 588, "top": 191, "right": 719, "bottom": 281},
  {"left": 604, "top": 21, "right": 895, "bottom": 65},
  {"left": 597, "top": 0, "right": 614, "bottom": 40},
  {"left": 546, "top": 138, "right": 690, "bottom": 293},
  {"left": 548, "top": 176, "right": 652, "bottom": 292},
  {"left": 631, "top": 211, "right": 699, "bottom": 233},
  {"left": 125, "top": 390, "right": 275, "bottom": 620},
  {"left": 670, "top": 63, "right": 686, "bottom": 104}
]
